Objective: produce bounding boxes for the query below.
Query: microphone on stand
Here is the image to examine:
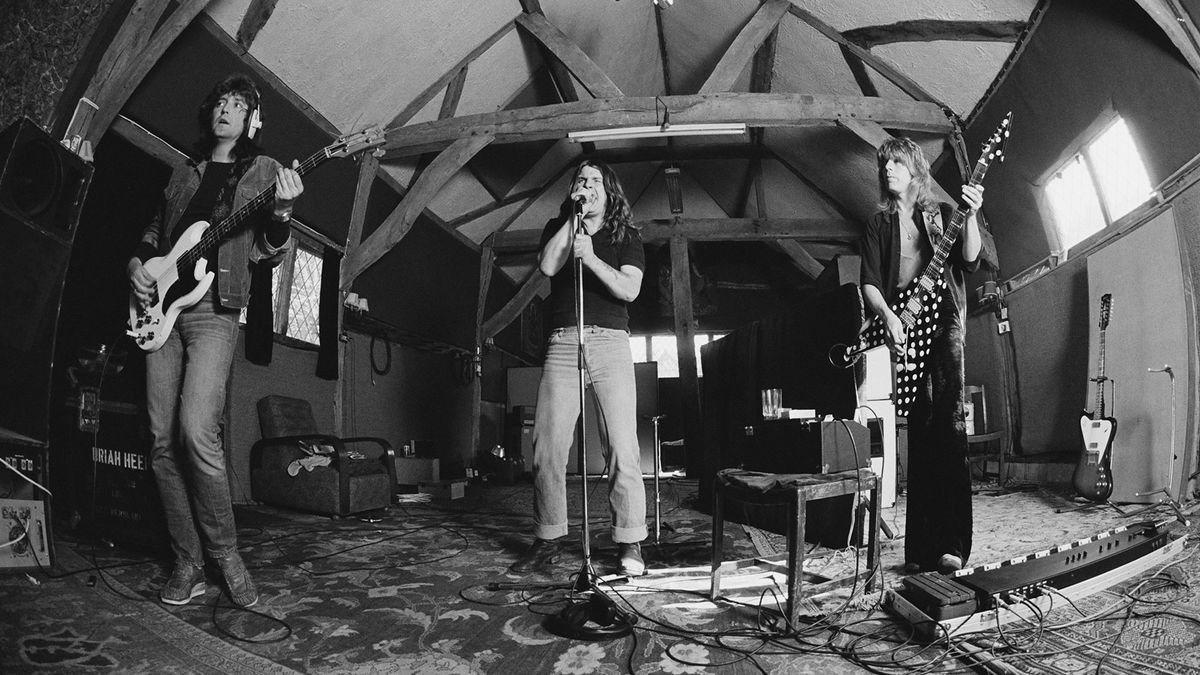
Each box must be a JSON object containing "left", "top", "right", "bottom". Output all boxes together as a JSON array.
[{"left": 571, "top": 192, "right": 588, "bottom": 213}]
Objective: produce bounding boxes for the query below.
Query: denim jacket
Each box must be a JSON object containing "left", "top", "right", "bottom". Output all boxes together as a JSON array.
[{"left": 138, "top": 155, "right": 289, "bottom": 310}]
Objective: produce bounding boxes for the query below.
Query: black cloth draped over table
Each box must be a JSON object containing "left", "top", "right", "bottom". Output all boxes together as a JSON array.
[{"left": 698, "top": 283, "right": 865, "bottom": 512}]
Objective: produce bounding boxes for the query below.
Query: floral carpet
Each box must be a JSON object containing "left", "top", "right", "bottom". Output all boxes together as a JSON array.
[{"left": 3, "top": 477, "right": 1200, "bottom": 674}]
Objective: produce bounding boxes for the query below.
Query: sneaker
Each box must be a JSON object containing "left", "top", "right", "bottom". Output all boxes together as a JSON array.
[
  {"left": 937, "top": 554, "right": 964, "bottom": 574},
  {"left": 618, "top": 542, "right": 645, "bottom": 577},
  {"left": 215, "top": 552, "right": 259, "bottom": 608},
  {"left": 509, "top": 538, "right": 562, "bottom": 574},
  {"left": 160, "top": 560, "right": 206, "bottom": 605}
]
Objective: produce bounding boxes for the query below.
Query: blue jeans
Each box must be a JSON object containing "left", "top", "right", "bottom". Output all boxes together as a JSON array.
[
  {"left": 146, "top": 301, "right": 241, "bottom": 564},
  {"left": 532, "top": 326, "right": 647, "bottom": 543}
]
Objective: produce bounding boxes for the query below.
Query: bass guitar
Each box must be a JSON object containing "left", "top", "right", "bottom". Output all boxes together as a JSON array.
[
  {"left": 1072, "top": 293, "right": 1115, "bottom": 503},
  {"left": 831, "top": 112, "right": 1012, "bottom": 417},
  {"left": 127, "top": 127, "right": 384, "bottom": 352}
]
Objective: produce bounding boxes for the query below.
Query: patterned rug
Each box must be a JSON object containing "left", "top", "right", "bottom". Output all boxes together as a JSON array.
[{"left": 3, "top": 477, "right": 1199, "bottom": 674}]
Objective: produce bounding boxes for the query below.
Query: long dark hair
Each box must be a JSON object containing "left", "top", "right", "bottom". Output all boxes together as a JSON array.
[
  {"left": 876, "top": 137, "right": 937, "bottom": 215},
  {"left": 193, "top": 73, "right": 263, "bottom": 162},
  {"left": 571, "top": 159, "right": 638, "bottom": 245}
]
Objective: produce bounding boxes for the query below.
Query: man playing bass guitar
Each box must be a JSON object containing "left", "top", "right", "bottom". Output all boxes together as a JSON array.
[
  {"left": 125, "top": 73, "right": 303, "bottom": 607},
  {"left": 859, "top": 137, "right": 984, "bottom": 575}
]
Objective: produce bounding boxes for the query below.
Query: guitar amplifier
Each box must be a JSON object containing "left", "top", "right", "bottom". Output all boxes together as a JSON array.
[
  {"left": 748, "top": 419, "right": 870, "bottom": 475},
  {"left": 735, "top": 420, "right": 870, "bottom": 548}
]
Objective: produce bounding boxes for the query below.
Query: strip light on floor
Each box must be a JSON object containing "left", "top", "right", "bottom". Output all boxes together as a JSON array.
[{"left": 567, "top": 122, "right": 747, "bottom": 143}]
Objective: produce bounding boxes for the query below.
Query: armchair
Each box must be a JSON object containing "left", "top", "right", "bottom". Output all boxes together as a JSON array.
[{"left": 250, "top": 395, "right": 396, "bottom": 517}]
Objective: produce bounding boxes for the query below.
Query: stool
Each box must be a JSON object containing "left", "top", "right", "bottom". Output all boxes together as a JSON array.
[{"left": 710, "top": 468, "right": 880, "bottom": 626}]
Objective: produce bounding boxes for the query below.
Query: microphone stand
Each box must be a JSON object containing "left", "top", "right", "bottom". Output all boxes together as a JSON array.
[{"left": 544, "top": 199, "right": 633, "bottom": 641}]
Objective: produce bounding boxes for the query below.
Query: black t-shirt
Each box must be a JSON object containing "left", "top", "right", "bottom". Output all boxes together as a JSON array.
[
  {"left": 539, "top": 215, "right": 645, "bottom": 331},
  {"left": 173, "top": 162, "right": 235, "bottom": 248}
]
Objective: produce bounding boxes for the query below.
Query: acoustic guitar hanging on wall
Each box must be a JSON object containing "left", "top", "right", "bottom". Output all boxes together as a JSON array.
[{"left": 1073, "top": 293, "right": 1115, "bottom": 503}]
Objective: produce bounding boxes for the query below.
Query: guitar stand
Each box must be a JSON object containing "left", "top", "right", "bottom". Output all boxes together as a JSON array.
[{"left": 1118, "top": 366, "right": 1190, "bottom": 527}]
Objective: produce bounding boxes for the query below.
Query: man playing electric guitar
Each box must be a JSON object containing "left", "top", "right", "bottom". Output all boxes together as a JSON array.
[
  {"left": 860, "top": 137, "right": 985, "bottom": 575},
  {"left": 125, "top": 73, "right": 303, "bottom": 607}
]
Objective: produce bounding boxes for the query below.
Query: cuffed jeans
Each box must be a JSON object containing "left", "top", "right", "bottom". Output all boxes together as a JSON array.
[
  {"left": 146, "top": 300, "right": 241, "bottom": 565},
  {"left": 532, "top": 326, "right": 647, "bottom": 543}
]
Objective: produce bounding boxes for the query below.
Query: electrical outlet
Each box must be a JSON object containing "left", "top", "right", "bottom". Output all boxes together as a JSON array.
[
  {"left": 0, "top": 499, "right": 51, "bottom": 569},
  {"left": 997, "top": 320, "right": 1011, "bottom": 334}
]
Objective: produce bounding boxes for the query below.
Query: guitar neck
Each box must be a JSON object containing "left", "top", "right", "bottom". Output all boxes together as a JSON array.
[
  {"left": 900, "top": 156, "right": 994, "bottom": 324},
  {"left": 181, "top": 148, "right": 328, "bottom": 266},
  {"left": 1095, "top": 328, "right": 1107, "bottom": 416}
]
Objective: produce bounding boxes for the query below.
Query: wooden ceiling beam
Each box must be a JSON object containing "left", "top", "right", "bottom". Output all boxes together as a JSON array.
[
  {"left": 515, "top": 12, "right": 624, "bottom": 99},
  {"left": 838, "top": 118, "right": 955, "bottom": 204},
  {"left": 700, "top": 0, "right": 790, "bottom": 93},
  {"left": 786, "top": 4, "right": 944, "bottom": 106},
  {"left": 84, "top": 0, "right": 213, "bottom": 146},
  {"left": 236, "top": 0, "right": 278, "bottom": 48},
  {"left": 1136, "top": 0, "right": 1200, "bottom": 78},
  {"left": 768, "top": 239, "right": 825, "bottom": 279},
  {"left": 519, "top": 0, "right": 583, "bottom": 102},
  {"left": 389, "top": 21, "right": 515, "bottom": 128},
  {"left": 491, "top": 217, "right": 859, "bottom": 253},
  {"left": 342, "top": 136, "right": 493, "bottom": 288},
  {"left": 481, "top": 269, "right": 549, "bottom": 340},
  {"left": 641, "top": 217, "right": 859, "bottom": 242},
  {"left": 842, "top": 20, "right": 1025, "bottom": 49},
  {"left": 840, "top": 45, "right": 879, "bottom": 98},
  {"left": 382, "top": 93, "right": 952, "bottom": 158},
  {"left": 446, "top": 187, "right": 542, "bottom": 229}
]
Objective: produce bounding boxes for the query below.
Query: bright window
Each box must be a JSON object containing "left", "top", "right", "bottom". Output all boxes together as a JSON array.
[
  {"left": 239, "top": 239, "right": 324, "bottom": 346},
  {"left": 630, "top": 333, "right": 725, "bottom": 378},
  {"left": 285, "top": 245, "right": 323, "bottom": 344},
  {"left": 1045, "top": 117, "right": 1152, "bottom": 253}
]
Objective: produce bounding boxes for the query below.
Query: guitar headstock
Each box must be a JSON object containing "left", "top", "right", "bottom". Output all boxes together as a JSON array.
[
  {"left": 326, "top": 126, "right": 386, "bottom": 159},
  {"left": 980, "top": 111, "right": 1013, "bottom": 165},
  {"left": 1099, "top": 292, "right": 1112, "bottom": 330}
]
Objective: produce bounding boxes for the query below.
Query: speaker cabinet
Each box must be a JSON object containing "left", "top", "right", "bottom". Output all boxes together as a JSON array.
[
  {"left": 0, "top": 118, "right": 92, "bottom": 444},
  {"left": 0, "top": 117, "right": 92, "bottom": 238}
]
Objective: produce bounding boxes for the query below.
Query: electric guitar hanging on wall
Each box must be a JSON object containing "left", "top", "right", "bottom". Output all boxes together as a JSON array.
[
  {"left": 830, "top": 112, "right": 1012, "bottom": 417},
  {"left": 1072, "top": 293, "right": 1116, "bottom": 503},
  {"left": 127, "top": 128, "right": 384, "bottom": 352}
]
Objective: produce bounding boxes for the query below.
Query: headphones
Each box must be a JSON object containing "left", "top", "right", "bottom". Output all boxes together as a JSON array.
[{"left": 247, "top": 99, "right": 263, "bottom": 139}]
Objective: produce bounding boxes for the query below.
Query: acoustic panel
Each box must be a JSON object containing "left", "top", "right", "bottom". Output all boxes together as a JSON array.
[{"left": 1086, "top": 209, "right": 1190, "bottom": 503}]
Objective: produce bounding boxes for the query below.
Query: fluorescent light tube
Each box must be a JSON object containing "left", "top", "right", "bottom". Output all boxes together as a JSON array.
[{"left": 567, "top": 122, "right": 747, "bottom": 143}]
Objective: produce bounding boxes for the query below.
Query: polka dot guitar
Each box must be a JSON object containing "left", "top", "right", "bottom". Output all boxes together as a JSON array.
[{"left": 831, "top": 112, "right": 1012, "bottom": 417}]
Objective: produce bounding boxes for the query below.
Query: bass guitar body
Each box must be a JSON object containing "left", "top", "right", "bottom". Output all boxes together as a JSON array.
[
  {"left": 1073, "top": 411, "right": 1115, "bottom": 503},
  {"left": 127, "top": 220, "right": 215, "bottom": 352}
]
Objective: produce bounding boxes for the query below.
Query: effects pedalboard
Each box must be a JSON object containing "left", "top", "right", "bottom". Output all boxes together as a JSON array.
[{"left": 896, "top": 521, "right": 1172, "bottom": 621}]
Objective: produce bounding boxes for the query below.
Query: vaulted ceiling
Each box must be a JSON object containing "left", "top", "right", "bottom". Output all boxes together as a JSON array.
[{"left": 206, "top": 0, "right": 1043, "bottom": 284}]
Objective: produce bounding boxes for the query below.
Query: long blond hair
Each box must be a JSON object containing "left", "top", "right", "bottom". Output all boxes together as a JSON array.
[{"left": 877, "top": 137, "right": 938, "bottom": 214}]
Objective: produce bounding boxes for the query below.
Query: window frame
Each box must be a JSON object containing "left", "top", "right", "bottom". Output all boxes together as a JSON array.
[{"left": 1036, "top": 109, "right": 1155, "bottom": 260}]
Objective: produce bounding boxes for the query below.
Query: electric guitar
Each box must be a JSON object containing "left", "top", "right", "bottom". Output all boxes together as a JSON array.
[
  {"left": 831, "top": 112, "right": 1012, "bottom": 417},
  {"left": 1072, "top": 293, "right": 1115, "bottom": 503},
  {"left": 127, "top": 128, "right": 385, "bottom": 352}
]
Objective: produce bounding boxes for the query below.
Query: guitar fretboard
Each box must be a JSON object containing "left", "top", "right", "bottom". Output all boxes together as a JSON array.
[{"left": 177, "top": 148, "right": 329, "bottom": 270}]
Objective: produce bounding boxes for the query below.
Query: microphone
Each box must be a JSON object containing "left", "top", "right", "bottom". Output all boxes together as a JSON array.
[{"left": 571, "top": 193, "right": 588, "bottom": 212}]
